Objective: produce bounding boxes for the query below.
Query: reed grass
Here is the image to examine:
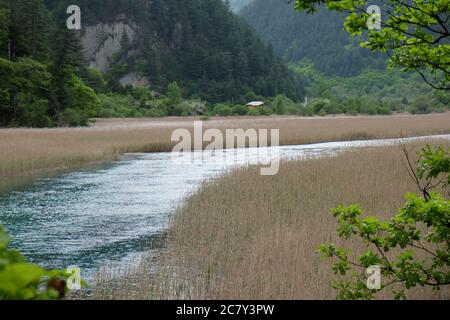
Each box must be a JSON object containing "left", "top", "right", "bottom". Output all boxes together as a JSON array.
[
  {"left": 93, "top": 140, "right": 450, "bottom": 300},
  {"left": 1, "top": 114, "right": 449, "bottom": 188}
]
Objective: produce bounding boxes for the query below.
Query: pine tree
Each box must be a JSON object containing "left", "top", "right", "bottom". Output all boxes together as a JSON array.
[
  {"left": 5, "top": 0, "right": 50, "bottom": 61},
  {"left": 50, "top": 26, "right": 85, "bottom": 117}
]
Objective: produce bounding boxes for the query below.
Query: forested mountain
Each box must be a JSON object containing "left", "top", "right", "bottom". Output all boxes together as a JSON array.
[
  {"left": 47, "top": 0, "right": 302, "bottom": 101},
  {"left": 240, "top": 0, "right": 448, "bottom": 115},
  {"left": 241, "top": 0, "right": 386, "bottom": 76},
  {"left": 0, "top": 0, "right": 99, "bottom": 127},
  {"left": 0, "top": 0, "right": 303, "bottom": 127}
]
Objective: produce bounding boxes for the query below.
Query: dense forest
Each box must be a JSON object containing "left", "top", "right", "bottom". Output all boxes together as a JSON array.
[
  {"left": 0, "top": 0, "right": 97, "bottom": 127},
  {"left": 0, "top": 0, "right": 448, "bottom": 128},
  {"left": 0, "top": 0, "right": 302, "bottom": 127},
  {"left": 241, "top": 0, "right": 386, "bottom": 77},
  {"left": 240, "top": 0, "right": 449, "bottom": 114}
]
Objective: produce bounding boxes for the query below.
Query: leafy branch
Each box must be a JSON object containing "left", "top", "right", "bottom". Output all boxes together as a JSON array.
[
  {"left": 319, "top": 145, "right": 450, "bottom": 299},
  {"left": 0, "top": 225, "right": 86, "bottom": 300},
  {"left": 293, "top": 0, "right": 450, "bottom": 90}
]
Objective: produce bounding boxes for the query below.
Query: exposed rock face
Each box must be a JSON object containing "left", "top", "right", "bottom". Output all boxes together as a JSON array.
[
  {"left": 82, "top": 16, "right": 137, "bottom": 72},
  {"left": 81, "top": 16, "right": 151, "bottom": 87}
]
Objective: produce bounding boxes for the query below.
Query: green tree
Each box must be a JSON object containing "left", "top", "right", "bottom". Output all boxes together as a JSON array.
[
  {"left": 294, "top": 0, "right": 450, "bottom": 90},
  {"left": 214, "top": 103, "right": 233, "bottom": 116},
  {"left": 0, "top": 8, "right": 8, "bottom": 53},
  {"left": 0, "top": 57, "right": 52, "bottom": 126},
  {"left": 167, "top": 81, "right": 182, "bottom": 105},
  {"left": 50, "top": 26, "right": 86, "bottom": 119},
  {"left": 410, "top": 96, "right": 432, "bottom": 114},
  {"left": 3, "top": 0, "right": 50, "bottom": 61},
  {"left": 273, "top": 94, "right": 287, "bottom": 115},
  {"left": 320, "top": 145, "right": 450, "bottom": 299},
  {"left": 62, "top": 72, "right": 100, "bottom": 126}
]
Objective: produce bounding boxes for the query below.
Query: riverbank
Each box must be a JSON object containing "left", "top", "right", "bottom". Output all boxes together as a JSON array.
[
  {"left": 1, "top": 114, "right": 450, "bottom": 191},
  {"left": 92, "top": 140, "right": 450, "bottom": 300}
]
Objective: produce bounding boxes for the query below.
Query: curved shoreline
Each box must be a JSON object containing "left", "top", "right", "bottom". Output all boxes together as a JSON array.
[{"left": 1, "top": 114, "right": 449, "bottom": 192}]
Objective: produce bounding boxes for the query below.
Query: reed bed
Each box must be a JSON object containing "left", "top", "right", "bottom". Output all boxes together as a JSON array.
[
  {"left": 93, "top": 141, "right": 450, "bottom": 300},
  {"left": 1, "top": 114, "right": 449, "bottom": 189}
]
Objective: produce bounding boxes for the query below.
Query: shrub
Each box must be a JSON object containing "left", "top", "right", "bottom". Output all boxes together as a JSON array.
[
  {"left": 310, "top": 98, "right": 331, "bottom": 114},
  {"left": 17, "top": 95, "right": 52, "bottom": 128},
  {"left": 259, "top": 107, "right": 273, "bottom": 116},
  {"left": 410, "top": 96, "right": 432, "bottom": 114},
  {"left": 214, "top": 104, "right": 232, "bottom": 116},
  {"left": 248, "top": 108, "right": 261, "bottom": 116},
  {"left": 80, "top": 67, "right": 107, "bottom": 94},
  {"left": 376, "top": 105, "right": 393, "bottom": 115},
  {"left": 231, "top": 104, "right": 249, "bottom": 116},
  {"left": 298, "top": 105, "right": 314, "bottom": 116},
  {"left": 167, "top": 82, "right": 182, "bottom": 105},
  {"left": 0, "top": 225, "right": 78, "bottom": 300},
  {"left": 65, "top": 73, "right": 101, "bottom": 118},
  {"left": 60, "top": 108, "right": 89, "bottom": 127},
  {"left": 273, "top": 95, "right": 288, "bottom": 115}
]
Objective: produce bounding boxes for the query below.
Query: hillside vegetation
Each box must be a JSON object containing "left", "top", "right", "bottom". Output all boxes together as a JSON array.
[
  {"left": 0, "top": 0, "right": 302, "bottom": 128},
  {"left": 241, "top": 0, "right": 385, "bottom": 76},
  {"left": 240, "top": 0, "right": 449, "bottom": 113}
]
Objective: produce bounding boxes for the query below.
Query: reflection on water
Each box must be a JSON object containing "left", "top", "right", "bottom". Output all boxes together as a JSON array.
[{"left": 0, "top": 135, "right": 449, "bottom": 277}]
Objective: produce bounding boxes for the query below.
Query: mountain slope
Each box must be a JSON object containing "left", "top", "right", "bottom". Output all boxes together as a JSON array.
[
  {"left": 45, "top": 0, "right": 303, "bottom": 102},
  {"left": 241, "top": 0, "right": 386, "bottom": 76}
]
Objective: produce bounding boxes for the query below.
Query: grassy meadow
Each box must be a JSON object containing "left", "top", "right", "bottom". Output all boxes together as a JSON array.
[
  {"left": 1, "top": 113, "right": 450, "bottom": 190},
  {"left": 92, "top": 141, "right": 450, "bottom": 300}
]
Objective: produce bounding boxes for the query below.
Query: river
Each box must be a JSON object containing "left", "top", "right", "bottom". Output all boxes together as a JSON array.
[{"left": 1, "top": 135, "right": 449, "bottom": 278}]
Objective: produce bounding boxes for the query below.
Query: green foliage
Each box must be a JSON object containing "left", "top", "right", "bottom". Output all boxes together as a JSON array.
[
  {"left": 248, "top": 108, "right": 261, "bottom": 116},
  {"left": 410, "top": 96, "right": 433, "bottom": 114},
  {"left": 231, "top": 104, "right": 249, "bottom": 116},
  {"left": 259, "top": 106, "right": 273, "bottom": 116},
  {"left": 47, "top": 0, "right": 303, "bottom": 103},
  {"left": 320, "top": 146, "right": 450, "bottom": 299},
  {"left": 290, "top": 61, "right": 449, "bottom": 115},
  {"left": 64, "top": 73, "right": 101, "bottom": 121},
  {"left": 273, "top": 95, "right": 288, "bottom": 115},
  {"left": 0, "top": 57, "right": 52, "bottom": 127},
  {"left": 59, "top": 108, "right": 89, "bottom": 127},
  {"left": 98, "top": 93, "right": 142, "bottom": 118},
  {"left": 0, "top": 0, "right": 103, "bottom": 128},
  {"left": 167, "top": 82, "right": 182, "bottom": 106},
  {"left": 242, "top": 0, "right": 385, "bottom": 77},
  {"left": 294, "top": 0, "right": 450, "bottom": 90},
  {"left": 0, "top": 225, "right": 79, "bottom": 300},
  {"left": 0, "top": 8, "right": 8, "bottom": 49},
  {"left": 417, "top": 145, "right": 450, "bottom": 188},
  {"left": 80, "top": 67, "right": 108, "bottom": 94},
  {"left": 17, "top": 94, "right": 52, "bottom": 128},
  {"left": 2, "top": 0, "right": 50, "bottom": 61},
  {"left": 214, "top": 104, "right": 233, "bottom": 116}
]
